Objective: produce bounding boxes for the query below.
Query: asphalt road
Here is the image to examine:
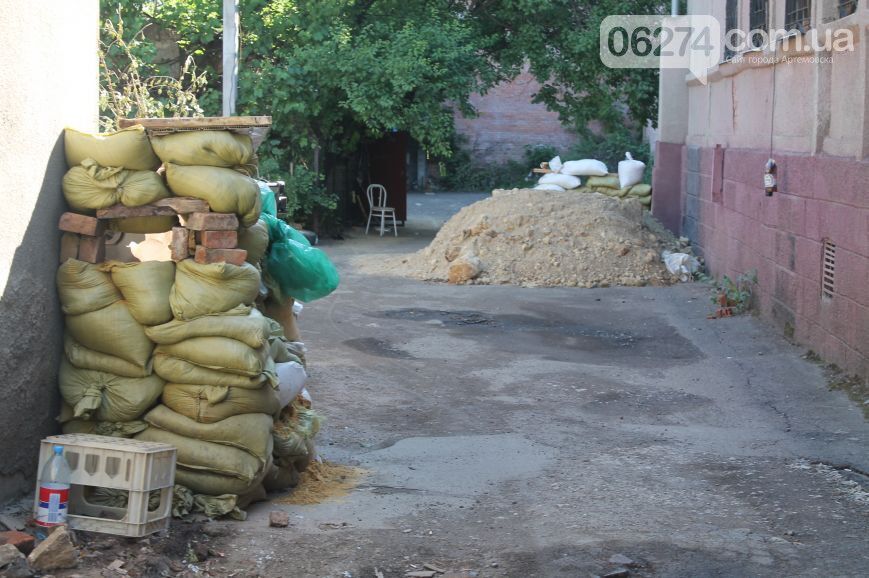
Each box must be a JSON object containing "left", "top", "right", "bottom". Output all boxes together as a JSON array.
[{"left": 220, "top": 195, "right": 868, "bottom": 577}]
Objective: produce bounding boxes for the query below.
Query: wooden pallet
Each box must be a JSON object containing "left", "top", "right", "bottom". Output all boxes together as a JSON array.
[
  {"left": 118, "top": 116, "right": 272, "bottom": 150},
  {"left": 58, "top": 198, "right": 246, "bottom": 265}
]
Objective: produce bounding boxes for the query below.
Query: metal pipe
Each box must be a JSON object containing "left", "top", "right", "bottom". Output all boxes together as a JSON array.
[
  {"left": 671, "top": 0, "right": 679, "bottom": 16},
  {"left": 222, "top": 0, "right": 239, "bottom": 116}
]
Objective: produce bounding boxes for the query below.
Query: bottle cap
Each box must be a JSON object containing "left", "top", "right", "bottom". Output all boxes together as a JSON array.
[{"left": 53, "top": 445, "right": 64, "bottom": 455}]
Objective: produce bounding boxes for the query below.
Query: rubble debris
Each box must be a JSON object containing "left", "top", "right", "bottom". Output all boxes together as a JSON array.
[
  {"left": 0, "top": 543, "right": 25, "bottom": 567},
  {"left": 27, "top": 526, "right": 78, "bottom": 571},
  {"left": 268, "top": 511, "right": 290, "bottom": 528},
  {"left": 0, "top": 530, "right": 36, "bottom": 554},
  {"left": 358, "top": 190, "right": 681, "bottom": 288}
]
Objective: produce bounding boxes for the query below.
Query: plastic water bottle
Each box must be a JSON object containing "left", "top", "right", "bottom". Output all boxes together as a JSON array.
[{"left": 35, "top": 445, "right": 71, "bottom": 527}]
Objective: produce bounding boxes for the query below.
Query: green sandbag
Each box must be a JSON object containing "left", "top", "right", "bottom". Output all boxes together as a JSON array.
[
  {"left": 62, "top": 420, "right": 148, "bottom": 437},
  {"left": 57, "top": 259, "right": 121, "bottom": 315},
  {"left": 145, "top": 306, "right": 269, "bottom": 348},
  {"left": 163, "top": 383, "right": 281, "bottom": 424},
  {"left": 59, "top": 358, "right": 164, "bottom": 422},
  {"left": 150, "top": 131, "right": 254, "bottom": 168},
  {"left": 103, "top": 260, "right": 175, "bottom": 326},
  {"left": 65, "top": 301, "right": 153, "bottom": 368},
  {"left": 143, "top": 404, "right": 273, "bottom": 460},
  {"left": 136, "top": 427, "right": 269, "bottom": 495},
  {"left": 145, "top": 307, "right": 270, "bottom": 348},
  {"left": 64, "top": 125, "right": 160, "bottom": 171},
  {"left": 153, "top": 353, "right": 275, "bottom": 389},
  {"left": 586, "top": 174, "right": 620, "bottom": 190},
  {"left": 639, "top": 195, "right": 652, "bottom": 207},
  {"left": 155, "top": 338, "right": 269, "bottom": 377},
  {"left": 628, "top": 183, "right": 652, "bottom": 197},
  {"left": 169, "top": 259, "right": 261, "bottom": 320},
  {"left": 64, "top": 334, "right": 152, "bottom": 378},
  {"left": 109, "top": 216, "right": 177, "bottom": 234},
  {"left": 261, "top": 213, "right": 339, "bottom": 303},
  {"left": 237, "top": 219, "right": 269, "bottom": 265},
  {"left": 164, "top": 163, "right": 261, "bottom": 227},
  {"left": 273, "top": 403, "right": 321, "bottom": 458},
  {"left": 263, "top": 463, "right": 299, "bottom": 492},
  {"left": 62, "top": 160, "right": 169, "bottom": 211}
]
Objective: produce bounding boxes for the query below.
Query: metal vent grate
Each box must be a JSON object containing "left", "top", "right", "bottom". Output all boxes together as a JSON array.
[{"left": 822, "top": 239, "right": 836, "bottom": 299}]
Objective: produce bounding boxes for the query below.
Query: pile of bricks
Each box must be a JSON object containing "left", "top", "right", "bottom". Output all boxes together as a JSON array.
[{"left": 58, "top": 198, "right": 248, "bottom": 266}]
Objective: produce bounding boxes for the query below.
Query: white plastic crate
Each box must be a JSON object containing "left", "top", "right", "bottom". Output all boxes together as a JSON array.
[{"left": 34, "top": 434, "right": 176, "bottom": 537}]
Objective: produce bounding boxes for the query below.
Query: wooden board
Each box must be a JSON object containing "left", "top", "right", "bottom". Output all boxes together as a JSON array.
[
  {"left": 118, "top": 116, "right": 271, "bottom": 130},
  {"left": 532, "top": 168, "right": 556, "bottom": 174},
  {"left": 96, "top": 198, "right": 210, "bottom": 219}
]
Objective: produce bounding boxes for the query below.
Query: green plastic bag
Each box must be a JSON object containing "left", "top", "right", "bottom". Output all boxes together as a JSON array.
[
  {"left": 258, "top": 181, "right": 277, "bottom": 217},
  {"left": 260, "top": 213, "right": 339, "bottom": 303}
]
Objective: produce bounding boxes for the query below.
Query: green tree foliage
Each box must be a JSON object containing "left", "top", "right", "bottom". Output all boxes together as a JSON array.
[{"left": 100, "top": 0, "right": 662, "bottom": 200}]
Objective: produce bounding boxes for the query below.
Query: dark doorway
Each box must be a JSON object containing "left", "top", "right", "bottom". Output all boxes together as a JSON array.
[{"left": 368, "top": 132, "right": 408, "bottom": 222}]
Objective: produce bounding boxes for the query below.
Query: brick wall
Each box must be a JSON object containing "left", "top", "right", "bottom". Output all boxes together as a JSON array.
[
  {"left": 680, "top": 145, "right": 868, "bottom": 376},
  {"left": 454, "top": 72, "right": 577, "bottom": 165}
]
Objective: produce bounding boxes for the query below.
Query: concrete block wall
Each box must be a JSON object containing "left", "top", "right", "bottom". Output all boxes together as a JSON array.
[
  {"left": 682, "top": 145, "right": 868, "bottom": 376},
  {"left": 454, "top": 71, "right": 577, "bottom": 164},
  {"left": 0, "top": 1, "right": 99, "bottom": 501}
]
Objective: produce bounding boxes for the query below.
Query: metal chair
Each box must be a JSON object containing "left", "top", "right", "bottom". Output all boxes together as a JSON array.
[{"left": 365, "top": 184, "right": 397, "bottom": 236}]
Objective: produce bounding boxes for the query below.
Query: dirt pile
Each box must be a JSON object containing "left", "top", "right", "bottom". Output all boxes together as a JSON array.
[{"left": 385, "top": 189, "right": 682, "bottom": 288}]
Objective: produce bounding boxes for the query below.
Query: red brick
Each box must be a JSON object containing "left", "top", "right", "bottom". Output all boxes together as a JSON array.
[
  {"left": 58, "top": 212, "right": 105, "bottom": 237},
  {"left": 59, "top": 233, "right": 80, "bottom": 263},
  {"left": 194, "top": 246, "right": 247, "bottom": 266},
  {"left": 184, "top": 212, "right": 239, "bottom": 231},
  {"left": 0, "top": 531, "right": 35, "bottom": 555},
  {"left": 198, "top": 230, "right": 238, "bottom": 249},
  {"left": 170, "top": 227, "right": 190, "bottom": 262},
  {"left": 78, "top": 234, "right": 105, "bottom": 264}
]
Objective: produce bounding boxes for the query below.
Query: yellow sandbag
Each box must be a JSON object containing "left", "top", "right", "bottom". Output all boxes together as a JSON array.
[
  {"left": 262, "top": 297, "right": 300, "bottom": 341},
  {"left": 150, "top": 131, "right": 254, "bottom": 168},
  {"left": 237, "top": 219, "right": 269, "bottom": 265},
  {"left": 59, "top": 358, "right": 164, "bottom": 422},
  {"left": 143, "top": 405, "right": 273, "bottom": 460},
  {"left": 155, "top": 338, "right": 269, "bottom": 377},
  {"left": 628, "top": 183, "right": 652, "bottom": 197},
  {"left": 57, "top": 259, "right": 121, "bottom": 315},
  {"left": 165, "top": 163, "right": 261, "bottom": 226},
  {"left": 65, "top": 301, "right": 153, "bottom": 368},
  {"left": 109, "top": 216, "right": 177, "bottom": 234},
  {"left": 136, "top": 427, "right": 269, "bottom": 495},
  {"left": 170, "top": 260, "right": 260, "bottom": 320},
  {"left": 586, "top": 174, "right": 620, "bottom": 190},
  {"left": 64, "top": 334, "right": 152, "bottom": 378},
  {"left": 103, "top": 260, "right": 175, "bottom": 326},
  {"left": 62, "top": 420, "right": 148, "bottom": 437},
  {"left": 62, "top": 160, "right": 169, "bottom": 211},
  {"left": 64, "top": 125, "right": 160, "bottom": 171},
  {"left": 146, "top": 306, "right": 270, "bottom": 348},
  {"left": 153, "top": 353, "right": 273, "bottom": 389},
  {"left": 163, "top": 383, "right": 281, "bottom": 424}
]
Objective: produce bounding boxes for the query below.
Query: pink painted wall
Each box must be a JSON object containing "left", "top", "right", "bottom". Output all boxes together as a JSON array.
[
  {"left": 674, "top": 144, "right": 868, "bottom": 376},
  {"left": 454, "top": 71, "right": 577, "bottom": 164}
]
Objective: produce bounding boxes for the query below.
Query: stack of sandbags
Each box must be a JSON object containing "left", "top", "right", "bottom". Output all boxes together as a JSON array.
[
  {"left": 153, "top": 131, "right": 262, "bottom": 228},
  {"left": 533, "top": 157, "right": 609, "bottom": 192},
  {"left": 531, "top": 156, "right": 652, "bottom": 207},
  {"left": 136, "top": 259, "right": 305, "bottom": 498},
  {"left": 62, "top": 126, "right": 176, "bottom": 234},
  {"left": 578, "top": 175, "right": 653, "bottom": 208},
  {"left": 56, "top": 259, "right": 174, "bottom": 435}
]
